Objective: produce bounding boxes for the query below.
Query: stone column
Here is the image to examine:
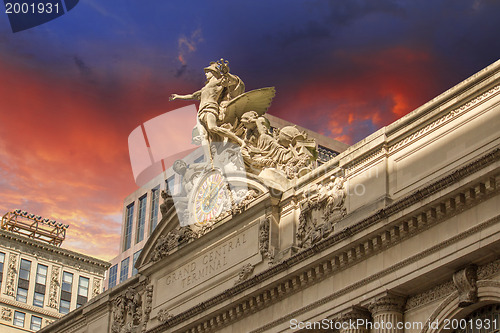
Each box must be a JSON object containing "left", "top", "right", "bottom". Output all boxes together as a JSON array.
[
  {"left": 368, "top": 294, "right": 405, "bottom": 333},
  {"left": 340, "top": 306, "right": 371, "bottom": 333}
]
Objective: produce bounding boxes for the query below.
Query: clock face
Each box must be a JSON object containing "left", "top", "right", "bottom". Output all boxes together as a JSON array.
[{"left": 193, "top": 171, "right": 228, "bottom": 224}]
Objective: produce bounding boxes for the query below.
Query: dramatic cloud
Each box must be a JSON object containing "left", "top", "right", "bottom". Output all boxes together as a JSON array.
[
  {"left": 270, "top": 47, "right": 443, "bottom": 144},
  {"left": 0, "top": 58, "right": 184, "bottom": 260}
]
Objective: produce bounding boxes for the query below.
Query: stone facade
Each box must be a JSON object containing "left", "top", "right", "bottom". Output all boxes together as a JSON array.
[
  {"left": 0, "top": 228, "right": 109, "bottom": 332},
  {"left": 41, "top": 59, "right": 500, "bottom": 333}
]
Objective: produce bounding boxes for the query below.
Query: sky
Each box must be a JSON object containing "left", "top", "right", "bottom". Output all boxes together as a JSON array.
[{"left": 0, "top": 0, "right": 499, "bottom": 261}]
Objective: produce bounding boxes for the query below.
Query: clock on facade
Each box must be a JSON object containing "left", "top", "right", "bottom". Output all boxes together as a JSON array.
[{"left": 192, "top": 169, "right": 230, "bottom": 225}]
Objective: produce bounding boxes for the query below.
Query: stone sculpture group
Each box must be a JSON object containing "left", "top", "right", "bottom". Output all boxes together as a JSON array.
[{"left": 170, "top": 58, "right": 317, "bottom": 180}]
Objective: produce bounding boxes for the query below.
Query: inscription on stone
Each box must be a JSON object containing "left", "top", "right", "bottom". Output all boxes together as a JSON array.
[{"left": 158, "top": 224, "right": 259, "bottom": 301}]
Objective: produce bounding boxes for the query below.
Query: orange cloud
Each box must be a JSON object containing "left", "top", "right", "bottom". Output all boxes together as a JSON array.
[{"left": 0, "top": 58, "right": 171, "bottom": 260}]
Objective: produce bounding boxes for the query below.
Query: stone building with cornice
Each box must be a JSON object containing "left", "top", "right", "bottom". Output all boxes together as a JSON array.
[
  {"left": 40, "top": 59, "right": 500, "bottom": 333},
  {"left": 0, "top": 211, "right": 110, "bottom": 332}
]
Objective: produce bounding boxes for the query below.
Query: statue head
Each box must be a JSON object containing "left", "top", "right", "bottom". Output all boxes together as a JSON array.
[
  {"left": 241, "top": 111, "right": 258, "bottom": 126},
  {"left": 173, "top": 160, "right": 187, "bottom": 175},
  {"left": 204, "top": 62, "right": 222, "bottom": 79}
]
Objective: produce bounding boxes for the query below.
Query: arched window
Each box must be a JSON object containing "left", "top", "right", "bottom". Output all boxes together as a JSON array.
[{"left": 454, "top": 304, "right": 499, "bottom": 333}]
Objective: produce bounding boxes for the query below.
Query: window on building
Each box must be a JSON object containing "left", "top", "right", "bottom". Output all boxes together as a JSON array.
[
  {"left": 35, "top": 264, "right": 48, "bottom": 285},
  {"left": 0, "top": 252, "right": 4, "bottom": 283},
  {"left": 76, "top": 276, "right": 89, "bottom": 308},
  {"left": 16, "top": 259, "right": 31, "bottom": 303},
  {"left": 33, "top": 264, "right": 48, "bottom": 307},
  {"left": 132, "top": 250, "right": 142, "bottom": 276},
  {"left": 120, "top": 258, "right": 130, "bottom": 283},
  {"left": 150, "top": 187, "right": 160, "bottom": 233},
  {"left": 19, "top": 258, "right": 31, "bottom": 280},
  {"left": 124, "top": 203, "right": 134, "bottom": 250},
  {"left": 136, "top": 195, "right": 147, "bottom": 243},
  {"left": 166, "top": 175, "right": 175, "bottom": 195},
  {"left": 33, "top": 292, "right": 45, "bottom": 308},
  {"left": 13, "top": 311, "right": 25, "bottom": 327},
  {"left": 59, "top": 299, "right": 71, "bottom": 314},
  {"left": 16, "top": 287, "right": 28, "bottom": 303},
  {"left": 108, "top": 264, "right": 118, "bottom": 289},
  {"left": 30, "top": 315, "right": 42, "bottom": 331},
  {"left": 59, "top": 271, "right": 73, "bottom": 314}
]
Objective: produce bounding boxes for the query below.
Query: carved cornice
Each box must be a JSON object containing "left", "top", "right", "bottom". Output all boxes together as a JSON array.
[
  {"left": 388, "top": 84, "right": 500, "bottom": 154},
  {"left": 345, "top": 147, "right": 386, "bottom": 174},
  {"left": 146, "top": 149, "right": 500, "bottom": 333},
  {"left": 0, "top": 229, "right": 110, "bottom": 270}
]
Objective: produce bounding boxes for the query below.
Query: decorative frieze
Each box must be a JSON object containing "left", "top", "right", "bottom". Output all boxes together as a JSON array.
[
  {"left": 477, "top": 259, "right": 500, "bottom": 280},
  {"left": 453, "top": 265, "right": 478, "bottom": 307},
  {"left": 4, "top": 253, "right": 18, "bottom": 297},
  {"left": 405, "top": 281, "right": 455, "bottom": 310},
  {"left": 48, "top": 266, "right": 61, "bottom": 309}
]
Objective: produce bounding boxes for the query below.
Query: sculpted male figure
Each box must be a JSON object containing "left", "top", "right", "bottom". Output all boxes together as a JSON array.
[{"left": 170, "top": 61, "right": 246, "bottom": 147}]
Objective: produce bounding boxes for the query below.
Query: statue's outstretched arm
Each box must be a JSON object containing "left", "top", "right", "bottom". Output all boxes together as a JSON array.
[{"left": 170, "top": 90, "right": 201, "bottom": 101}]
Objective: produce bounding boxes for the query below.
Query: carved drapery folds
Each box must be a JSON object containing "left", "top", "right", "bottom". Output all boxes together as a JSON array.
[
  {"left": 453, "top": 265, "right": 478, "bottom": 307},
  {"left": 297, "top": 176, "right": 346, "bottom": 248},
  {"left": 47, "top": 266, "right": 61, "bottom": 309},
  {"left": 4, "top": 253, "right": 18, "bottom": 297},
  {"left": 111, "top": 284, "right": 154, "bottom": 333}
]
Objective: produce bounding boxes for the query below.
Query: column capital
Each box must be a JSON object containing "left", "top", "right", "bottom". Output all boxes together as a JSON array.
[
  {"left": 368, "top": 293, "right": 406, "bottom": 315},
  {"left": 340, "top": 306, "right": 371, "bottom": 322}
]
